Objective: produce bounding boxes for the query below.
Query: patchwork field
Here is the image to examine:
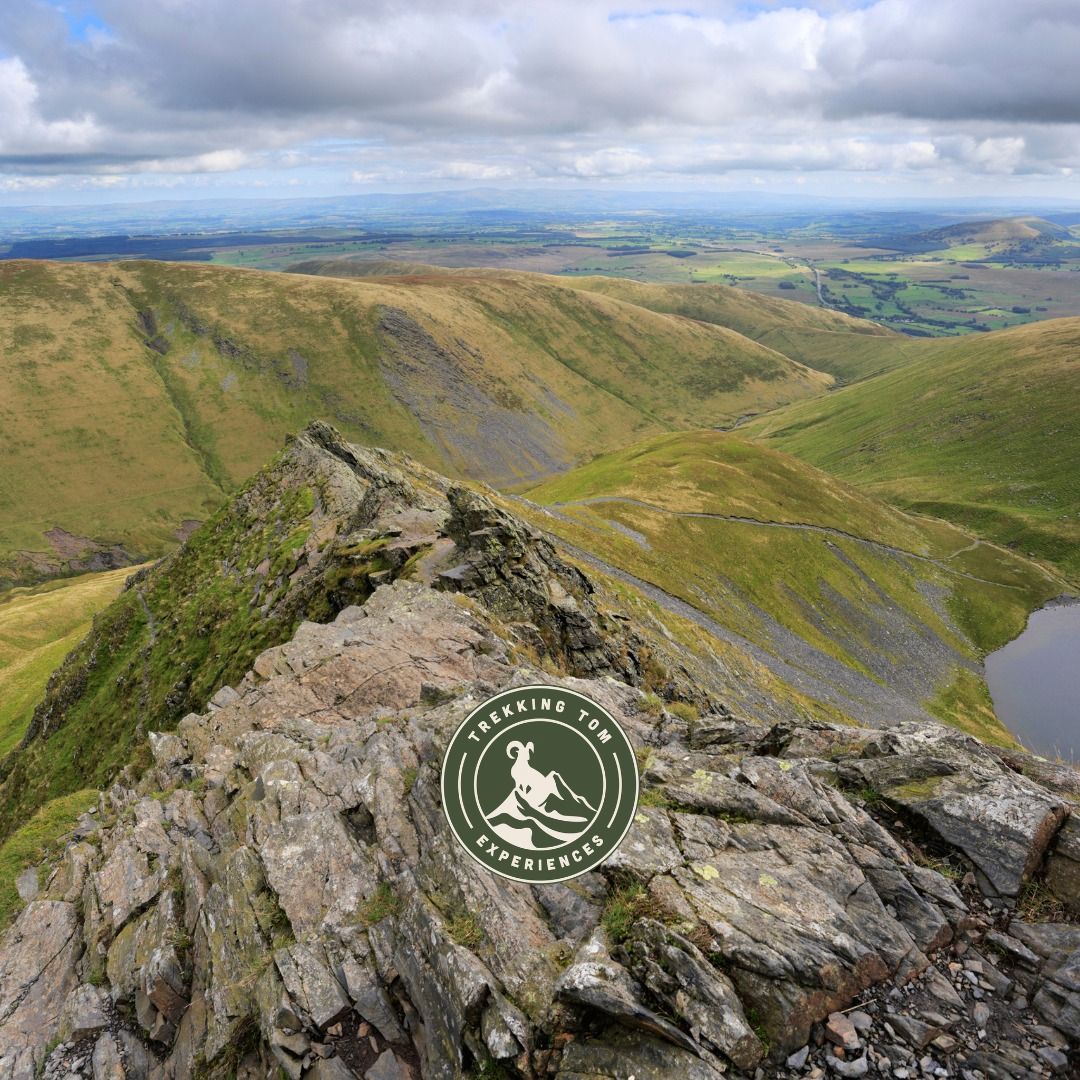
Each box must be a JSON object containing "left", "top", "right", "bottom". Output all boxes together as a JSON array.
[{"left": 9, "top": 210, "right": 1080, "bottom": 341}]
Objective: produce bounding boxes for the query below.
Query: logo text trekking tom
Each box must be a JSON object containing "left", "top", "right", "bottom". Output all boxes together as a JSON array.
[{"left": 440, "top": 685, "right": 640, "bottom": 884}]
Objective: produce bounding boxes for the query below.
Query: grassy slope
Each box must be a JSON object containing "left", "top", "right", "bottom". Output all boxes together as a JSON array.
[
  {"left": 295, "top": 259, "right": 912, "bottom": 384},
  {"left": 0, "top": 569, "right": 140, "bottom": 920},
  {"left": 0, "top": 788, "right": 98, "bottom": 929},
  {"left": 743, "top": 319, "right": 1080, "bottom": 578},
  {"left": 0, "top": 259, "right": 830, "bottom": 584},
  {"left": 552, "top": 275, "right": 914, "bottom": 383},
  {"left": 524, "top": 431, "right": 1061, "bottom": 742},
  {"left": 0, "top": 459, "right": 331, "bottom": 839},
  {"left": 0, "top": 567, "right": 138, "bottom": 755}
]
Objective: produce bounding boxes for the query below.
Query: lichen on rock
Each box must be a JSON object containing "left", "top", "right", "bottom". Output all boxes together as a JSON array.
[{"left": 0, "top": 424, "right": 1076, "bottom": 1080}]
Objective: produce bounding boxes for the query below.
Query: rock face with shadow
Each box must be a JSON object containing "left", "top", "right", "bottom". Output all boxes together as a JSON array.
[{"left": 0, "top": 424, "right": 1076, "bottom": 1080}]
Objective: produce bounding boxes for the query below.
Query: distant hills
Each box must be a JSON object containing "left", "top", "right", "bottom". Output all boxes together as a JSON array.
[
  {"left": 292, "top": 259, "right": 912, "bottom": 382},
  {"left": 876, "top": 214, "right": 1080, "bottom": 261},
  {"left": 554, "top": 275, "right": 913, "bottom": 382},
  {"left": 5, "top": 191, "right": 1080, "bottom": 241},
  {"left": 917, "top": 215, "right": 1072, "bottom": 246}
]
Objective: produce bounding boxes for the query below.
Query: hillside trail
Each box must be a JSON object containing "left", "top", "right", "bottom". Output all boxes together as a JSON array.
[
  {"left": 541, "top": 494, "right": 1027, "bottom": 592},
  {"left": 505, "top": 493, "right": 962, "bottom": 727},
  {"left": 942, "top": 537, "right": 984, "bottom": 559}
]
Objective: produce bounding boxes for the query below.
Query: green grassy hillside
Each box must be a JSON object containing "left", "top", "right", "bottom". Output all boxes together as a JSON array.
[
  {"left": 0, "top": 787, "right": 98, "bottom": 929},
  {"left": 0, "top": 433, "right": 369, "bottom": 838},
  {"left": 555, "top": 275, "right": 914, "bottom": 382},
  {"left": 0, "top": 259, "right": 831, "bottom": 587},
  {"left": 294, "top": 259, "right": 910, "bottom": 384},
  {"left": 0, "top": 567, "right": 138, "bottom": 756},
  {"left": 743, "top": 319, "right": 1080, "bottom": 577},
  {"left": 521, "top": 431, "right": 1062, "bottom": 742}
]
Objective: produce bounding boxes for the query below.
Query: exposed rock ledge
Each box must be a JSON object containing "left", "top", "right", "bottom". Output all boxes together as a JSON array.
[{"left": 0, "top": 426, "right": 1075, "bottom": 1080}]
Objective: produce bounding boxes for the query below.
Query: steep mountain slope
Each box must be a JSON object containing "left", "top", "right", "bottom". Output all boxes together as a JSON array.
[
  {"left": 0, "top": 424, "right": 805, "bottom": 845},
  {"left": 293, "top": 259, "right": 911, "bottom": 383},
  {"left": 518, "top": 431, "right": 1060, "bottom": 741},
  {"left": 1, "top": 425, "right": 1065, "bottom": 847},
  {"left": 554, "top": 274, "right": 913, "bottom": 382},
  {"left": 0, "top": 260, "right": 831, "bottom": 588},
  {"left": 0, "top": 568, "right": 137, "bottom": 757},
  {"left": 0, "top": 424, "right": 1077, "bottom": 1079},
  {"left": 744, "top": 318, "right": 1080, "bottom": 577}
]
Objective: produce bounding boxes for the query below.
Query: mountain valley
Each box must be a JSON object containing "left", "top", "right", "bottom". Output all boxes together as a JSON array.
[{"left": 0, "top": 254, "right": 1078, "bottom": 1079}]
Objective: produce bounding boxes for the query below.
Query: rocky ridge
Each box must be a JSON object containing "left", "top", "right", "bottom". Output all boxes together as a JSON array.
[{"left": 0, "top": 425, "right": 1076, "bottom": 1080}]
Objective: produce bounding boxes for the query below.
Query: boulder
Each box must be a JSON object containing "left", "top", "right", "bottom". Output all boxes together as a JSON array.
[
  {"left": 366, "top": 1050, "right": 415, "bottom": 1080},
  {"left": 59, "top": 982, "right": 110, "bottom": 1041},
  {"left": 623, "top": 919, "right": 763, "bottom": 1069},
  {"left": 556, "top": 1027, "right": 727, "bottom": 1080},
  {"left": 842, "top": 740, "right": 1067, "bottom": 898},
  {"left": 273, "top": 941, "right": 351, "bottom": 1030},
  {"left": 825, "top": 1011, "right": 859, "bottom": 1051},
  {"left": 105, "top": 888, "right": 189, "bottom": 1037},
  {"left": 1044, "top": 812, "right": 1080, "bottom": 915},
  {"left": 555, "top": 931, "right": 699, "bottom": 1055},
  {"left": 94, "top": 840, "right": 165, "bottom": 932},
  {"left": 1032, "top": 947, "right": 1080, "bottom": 1040},
  {"left": 91, "top": 1032, "right": 126, "bottom": 1080},
  {"left": 260, "top": 809, "right": 379, "bottom": 937},
  {"left": 0, "top": 901, "right": 81, "bottom": 1079},
  {"left": 309, "top": 1057, "right": 360, "bottom": 1079},
  {"left": 670, "top": 825, "right": 923, "bottom": 1053}
]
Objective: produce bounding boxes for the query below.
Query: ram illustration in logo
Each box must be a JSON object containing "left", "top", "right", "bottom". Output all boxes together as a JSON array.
[{"left": 482, "top": 739, "right": 599, "bottom": 850}]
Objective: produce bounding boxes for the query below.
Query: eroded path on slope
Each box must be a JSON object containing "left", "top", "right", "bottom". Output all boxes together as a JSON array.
[
  {"left": 550, "top": 495, "right": 1030, "bottom": 592},
  {"left": 506, "top": 495, "right": 960, "bottom": 730}
]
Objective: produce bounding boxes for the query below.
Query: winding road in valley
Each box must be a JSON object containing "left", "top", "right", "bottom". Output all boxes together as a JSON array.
[{"left": 708, "top": 246, "right": 833, "bottom": 309}]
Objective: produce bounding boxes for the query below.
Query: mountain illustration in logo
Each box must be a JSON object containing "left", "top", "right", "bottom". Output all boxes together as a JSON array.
[{"left": 483, "top": 740, "right": 598, "bottom": 850}]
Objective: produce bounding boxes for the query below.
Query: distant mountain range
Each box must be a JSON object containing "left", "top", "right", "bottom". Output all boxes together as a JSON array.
[
  {"left": 4, "top": 190, "right": 1080, "bottom": 242},
  {"left": 915, "top": 215, "right": 1072, "bottom": 246},
  {"left": 873, "top": 214, "right": 1080, "bottom": 256}
]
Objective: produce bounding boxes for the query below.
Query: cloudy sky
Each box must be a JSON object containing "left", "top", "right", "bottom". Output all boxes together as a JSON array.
[{"left": 2, "top": 0, "right": 1080, "bottom": 203}]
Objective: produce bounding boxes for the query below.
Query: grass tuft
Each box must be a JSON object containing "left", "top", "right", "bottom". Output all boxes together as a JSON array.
[{"left": 356, "top": 881, "right": 402, "bottom": 927}]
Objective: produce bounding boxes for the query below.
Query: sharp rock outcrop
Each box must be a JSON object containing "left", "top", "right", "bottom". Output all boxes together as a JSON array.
[{"left": 0, "top": 424, "right": 1075, "bottom": 1080}]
